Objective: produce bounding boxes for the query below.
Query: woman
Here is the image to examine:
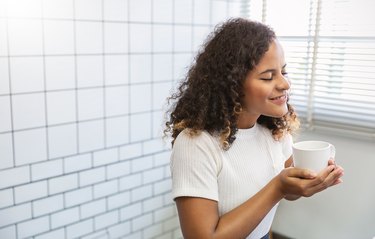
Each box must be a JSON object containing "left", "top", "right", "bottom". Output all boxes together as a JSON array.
[{"left": 165, "top": 18, "right": 344, "bottom": 239}]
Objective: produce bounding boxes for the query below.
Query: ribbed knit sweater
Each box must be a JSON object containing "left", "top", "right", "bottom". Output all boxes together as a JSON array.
[{"left": 171, "top": 123, "right": 293, "bottom": 239}]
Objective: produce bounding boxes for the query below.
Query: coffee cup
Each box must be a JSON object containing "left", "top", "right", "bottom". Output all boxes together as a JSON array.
[{"left": 292, "top": 140, "right": 336, "bottom": 173}]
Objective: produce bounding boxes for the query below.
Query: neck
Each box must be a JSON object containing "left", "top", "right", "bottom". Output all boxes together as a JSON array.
[{"left": 236, "top": 112, "right": 259, "bottom": 129}]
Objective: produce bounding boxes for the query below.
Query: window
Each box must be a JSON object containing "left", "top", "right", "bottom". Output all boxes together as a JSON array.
[{"left": 246, "top": 0, "right": 375, "bottom": 139}]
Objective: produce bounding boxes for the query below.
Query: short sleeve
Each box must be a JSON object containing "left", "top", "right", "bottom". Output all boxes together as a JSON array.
[
  {"left": 281, "top": 133, "right": 293, "bottom": 161},
  {"left": 170, "top": 131, "right": 221, "bottom": 201}
]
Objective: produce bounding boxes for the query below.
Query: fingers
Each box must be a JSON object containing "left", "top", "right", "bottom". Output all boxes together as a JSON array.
[
  {"left": 305, "top": 165, "right": 344, "bottom": 195},
  {"left": 285, "top": 167, "right": 317, "bottom": 179}
]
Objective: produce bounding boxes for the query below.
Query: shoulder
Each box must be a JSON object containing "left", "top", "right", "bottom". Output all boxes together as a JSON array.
[{"left": 174, "top": 129, "right": 220, "bottom": 150}]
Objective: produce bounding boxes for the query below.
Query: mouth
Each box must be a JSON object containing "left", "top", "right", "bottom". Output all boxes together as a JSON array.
[{"left": 269, "top": 94, "right": 288, "bottom": 105}]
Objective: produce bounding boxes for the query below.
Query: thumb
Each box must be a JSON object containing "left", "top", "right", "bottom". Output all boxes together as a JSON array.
[{"left": 287, "top": 167, "right": 317, "bottom": 179}]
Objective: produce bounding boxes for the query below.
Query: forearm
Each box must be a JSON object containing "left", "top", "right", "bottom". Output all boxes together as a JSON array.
[{"left": 212, "top": 177, "right": 285, "bottom": 239}]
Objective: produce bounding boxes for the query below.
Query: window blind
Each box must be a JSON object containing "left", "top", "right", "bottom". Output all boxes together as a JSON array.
[{"left": 248, "top": 0, "right": 375, "bottom": 139}]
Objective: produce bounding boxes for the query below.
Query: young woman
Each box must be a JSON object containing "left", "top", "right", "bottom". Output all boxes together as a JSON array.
[{"left": 165, "top": 18, "right": 344, "bottom": 239}]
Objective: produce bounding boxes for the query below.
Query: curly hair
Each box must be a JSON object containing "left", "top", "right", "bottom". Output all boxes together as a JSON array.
[{"left": 165, "top": 18, "right": 299, "bottom": 149}]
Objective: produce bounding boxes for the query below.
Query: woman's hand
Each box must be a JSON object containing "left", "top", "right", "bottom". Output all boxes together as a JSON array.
[{"left": 277, "top": 159, "right": 344, "bottom": 199}]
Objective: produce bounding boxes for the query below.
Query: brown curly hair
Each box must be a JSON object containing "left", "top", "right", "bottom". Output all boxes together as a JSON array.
[{"left": 165, "top": 18, "right": 299, "bottom": 149}]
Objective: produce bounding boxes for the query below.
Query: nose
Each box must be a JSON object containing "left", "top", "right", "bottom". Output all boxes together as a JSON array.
[{"left": 276, "top": 74, "right": 290, "bottom": 91}]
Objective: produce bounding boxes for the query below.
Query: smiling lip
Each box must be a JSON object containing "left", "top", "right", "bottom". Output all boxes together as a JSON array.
[{"left": 269, "top": 95, "right": 287, "bottom": 105}]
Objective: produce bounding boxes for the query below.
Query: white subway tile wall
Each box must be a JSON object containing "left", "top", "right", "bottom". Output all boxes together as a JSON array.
[{"left": 0, "top": 0, "right": 241, "bottom": 238}]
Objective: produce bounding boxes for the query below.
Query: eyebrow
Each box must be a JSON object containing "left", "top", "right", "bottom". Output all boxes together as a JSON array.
[{"left": 259, "top": 64, "right": 287, "bottom": 75}]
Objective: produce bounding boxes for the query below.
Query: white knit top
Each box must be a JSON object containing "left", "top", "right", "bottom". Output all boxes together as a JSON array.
[{"left": 171, "top": 123, "right": 293, "bottom": 239}]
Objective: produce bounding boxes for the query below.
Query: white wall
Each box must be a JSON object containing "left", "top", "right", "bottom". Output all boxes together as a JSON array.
[
  {"left": 272, "top": 130, "right": 375, "bottom": 239},
  {"left": 0, "top": 0, "right": 244, "bottom": 238}
]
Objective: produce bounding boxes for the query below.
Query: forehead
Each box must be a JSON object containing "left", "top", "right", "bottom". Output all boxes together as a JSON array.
[{"left": 254, "top": 40, "right": 286, "bottom": 72}]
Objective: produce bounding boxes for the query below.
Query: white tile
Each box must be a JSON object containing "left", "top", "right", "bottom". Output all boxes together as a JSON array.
[
  {"left": 17, "top": 216, "right": 49, "bottom": 238},
  {"left": 10, "top": 57, "right": 44, "bottom": 93},
  {"left": 75, "top": 0, "right": 102, "bottom": 20},
  {"left": 12, "top": 93, "right": 46, "bottom": 130},
  {"left": 31, "top": 159, "right": 63, "bottom": 181},
  {"left": 14, "top": 128, "right": 47, "bottom": 166},
  {"left": 76, "top": 21, "right": 103, "bottom": 54},
  {"left": 35, "top": 229, "right": 65, "bottom": 239},
  {"left": 143, "top": 138, "right": 167, "bottom": 154},
  {"left": 154, "top": 178, "right": 171, "bottom": 194},
  {"left": 33, "top": 195, "right": 63, "bottom": 217},
  {"left": 152, "top": 54, "right": 172, "bottom": 82},
  {"left": 77, "top": 88, "right": 104, "bottom": 121},
  {"left": 0, "top": 226, "right": 16, "bottom": 239},
  {"left": 48, "top": 124, "right": 77, "bottom": 158},
  {"left": 120, "top": 202, "right": 142, "bottom": 221},
  {"left": 80, "top": 199, "right": 106, "bottom": 219},
  {"left": 7, "top": 0, "right": 42, "bottom": 18},
  {"left": 108, "top": 221, "right": 130, "bottom": 239},
  {"left": 103, "top": 0, "right": 128, "bottom": 21},
  {"left": 130, "top": 84, "right": 151, "bottom": 113},
  {"left": 193, "top": 26, "right": 211, "bottom": 52},
  {"left": 0, "top": 58, "right": 9, "bottom": 94},
  {"left": 154, "top": 205, "right": 175, "bottom": 221},
  {"left": 174, "top": 25, "right": 192, "bottom": 52},
  {"left": 65, "top": 187, "right": 92, "bottom": 207},
  {"left": 130, "top": 113, "right": 151, "bottom": 142},
  {"left": 51, "top": 207, "right": 79, "bottom": 229},
  {"left": 0, "top": 166, "right": 29, "bottom": 190},
  {"left": 131, "top": 155, "right": 153, "bottom": 173},
  {"left": 194, "top": 0, "right": 211, "bottom": 24},
  {"left": 143, "top": 223, "right": 163, "bottom": 239},
  {"left": 0, "top": 20, "right": 8, "bottom": 56},
  {"left": 105, "top": 86, "right": 129, "bottom": 117},
  {"left": 76, "top": 55, "right": 103, "bottom": 88},
  {"left": 43, "top": 0, "right": 73, "bottom": 19},
  {"left": 153, "top": 24, "right": 173, "bottom": 53},
  {"left": 14, "top": 181, "right": 47, "bottom": 204},
  {"left": 153, "top": 151, "right": 171, "bottom": 167},
  {"left": 153, "top": 82, "right": 172, "bottom": 110},
  {"left": 66, "top": 219, "right": 93, "bottom": 239},
  {"left": 93, "top": 148, "right": 118, "bottom": 167},
  {"left": 152, "top": 110, "right": 165, "bottom": 138},
  {"left": 78, "top": 120, "right": 104, "bottom": 153},
  {"left": 64, "top": 153, "right": 92, "bottom": 173},
  {"left": 44, "top": 20, "right": 74, "bottom": 55},
  {"left": 0, "top": 203, "right": 31, "bottom": 228},
  {"left": 79, "top": 167, "right": 105, "bottom": 187},
  {"left": 80, "top": 230, "right": 108, "bottom": 239},
  {"left": 119, "top": 143, "right": 142, "bottom": 160},
  {"left": 93, "top": 180, "right": 118, "bottom": 198},
  {"left": 107, "top": 161, "right": 130, "bottom": 180},
  {"left": 45, "top": 56, "right": 75, "bottom": 91},
  {"left": 119, "top": 173, "right": 142, "bottom": 191},
  {"left": 8, "top": 19, "right": 43, "bottom": 55},
  {"left": 129, "top": 23, "right": 151, "bottom": 53},
  {"left": 47, "top": 90, "right": 76, "bottom": 125},
  {"left": 153, "top": 0, "right": 173, "bottom": 23},
  {"left": 129, "top": 54, "right": 151, "bottom": 83},
  {"left": 48, "top": 174, "right": 78, "bottom": 195},
  {"left": 0, "top": 189, "right": 13, "bottom": 208},
  {"left": 173, "top": 53, "right": 193, "bottom": 79},
  {"left": 104, "top": 22, "right": 128, "bottom": 53},
  {"left": 211, "top": 0, "right": 229, "bottom": 24},
  {"left": 94, "top": 211, "right": 118, "bottom": 230},
  {"left": 0, "top": 96, "right": 11, "bottom": 133},
  {"left": 174, "top": 0, "right": 193, "bottom": 24},
  {"left": 106, "top": 116, "right": 129, "bottom": 147},
  {"left": 104, "top": 55, "right": 128, "bottom": 85},
  {"left": 107, "top": 191, "right": 130, "bottom": 210},
  {"left": 129, "top": 0, "right": 151, "bottom": 22},
  {"left": 143, "top": 168, "right": 164, "bottom": 184},
  {"left": 132, "top": 213, "right": 152, "bottom": 231}
]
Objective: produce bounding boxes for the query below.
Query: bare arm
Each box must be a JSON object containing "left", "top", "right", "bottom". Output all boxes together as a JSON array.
[{"left": 176, "top": 162, "right": 344, "bottom": 239}]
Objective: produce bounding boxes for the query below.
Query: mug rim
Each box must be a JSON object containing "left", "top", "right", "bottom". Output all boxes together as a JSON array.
[{"left": 293, "top": 140, "right": 331, "bottom": 151}]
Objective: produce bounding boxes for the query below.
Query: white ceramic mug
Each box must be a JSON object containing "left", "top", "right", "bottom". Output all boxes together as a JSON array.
[{"left": 292, "top": 140, "right": 336, "bottom": 173}]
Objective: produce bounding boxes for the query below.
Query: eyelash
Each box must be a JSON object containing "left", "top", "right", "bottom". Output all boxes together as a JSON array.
[{"left": 260, "top": 72, "right": 289, "bottom": 81}]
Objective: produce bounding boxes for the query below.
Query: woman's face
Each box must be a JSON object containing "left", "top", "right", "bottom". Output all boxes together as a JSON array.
[{"left": 239, "top": 39, "right": 290, "bottom": 127}]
